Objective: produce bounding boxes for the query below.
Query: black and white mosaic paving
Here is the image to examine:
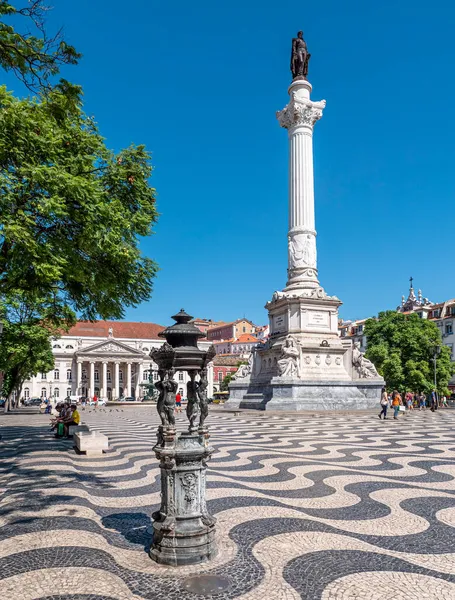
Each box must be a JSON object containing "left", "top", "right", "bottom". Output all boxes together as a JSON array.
[{"left": 2, "top": 406, "right": 455, "bottom": 599}]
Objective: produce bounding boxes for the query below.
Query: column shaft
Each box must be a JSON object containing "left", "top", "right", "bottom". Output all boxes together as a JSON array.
[
  {"left": 126, "top": 362, "right": 131, "bottom": 397},
  {"left": 114, "top": 362, "right": 120, "bottom": 399},
  {"left": 89, "top": 361, "right": 95, "bottom": 399}
]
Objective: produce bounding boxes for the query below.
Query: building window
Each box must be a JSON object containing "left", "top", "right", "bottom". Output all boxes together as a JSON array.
[
  {"left": 41, "top": 387, "right": 47, "bottom": 397},
  {"left": 23, "top": 388, "right": 30, "bottom": 399},
  {"left": 54, "top": 369, "right": 59, "bottom": 380},
  {"left": 94, "top": 369, "right": 99, "bottom": 382},
  {"left": 178, "top": 372, "right": 184, "bottom": 381},
  {"left": 143, "top": 347, "right": 149, "bottom": 352},
  {"left": 66, "top": 345, "right": 74, "bottom": 350},
  {"left": 54, "top": 388, "right": 60, "bottom": 398},
  {"left": 218, "top": 372, "right": 223, "bottom": 382},
  {"left": 107, "top": 370, "right": 111, "bottom": 382},
  {"left": 143, "top": 370, "right": 149, "bottom": 381},
  {"left": 41, "top": 373, "right": 47, "bottom": 380},
  {"left": 243, "top": 327, "right": 246, "bottom": 333},
  {"left": 119, "top": 370, "right": 123, "bottom": 382},
  {"left": 67, "top": 388, "right": 71, "bottom": 397},
  {"left": 179, "top": 388, "right": 183, "bottom": 395},
  {"left": 67, "top": 369, "right": 72, "bottom": 381},
  {"left": 446, "top": 323, "right": 453, "bottom": 335},
  {"left": 53, "top": 344, "right": 61, "bottom": 349}
]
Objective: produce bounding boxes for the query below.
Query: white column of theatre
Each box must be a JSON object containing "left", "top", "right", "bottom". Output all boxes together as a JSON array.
[
  {"left": 102, "top": 362, "right": 107, "bottom": 398},
  {"left": 114, "top": 362, "right": 120, "bottom": 399},
  {"left": 126, "top": 362, "right": 131, "bottom": 397}
]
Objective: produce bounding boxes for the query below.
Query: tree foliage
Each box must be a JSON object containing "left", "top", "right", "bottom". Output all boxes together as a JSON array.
[
  {"left": 364, "top": 311, "right": 454, "bottom": 394},
  {"left": 0, "top": 0, "right": 80, "bottom": 91},
  {"left": 0, "top": 83, "right": 159, "bottom": 321},
  {"left": 0, "top": 292, "right": 75, "bottom": 410}
]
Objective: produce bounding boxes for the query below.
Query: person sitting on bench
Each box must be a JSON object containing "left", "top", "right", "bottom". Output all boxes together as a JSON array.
[{"left": 63, "top": 404, "right": 81, "bottom": 437}]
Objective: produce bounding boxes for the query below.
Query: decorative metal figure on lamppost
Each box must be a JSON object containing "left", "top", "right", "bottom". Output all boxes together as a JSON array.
[{"left": 149, "top": 309, "right": 217, "bottom": 566}]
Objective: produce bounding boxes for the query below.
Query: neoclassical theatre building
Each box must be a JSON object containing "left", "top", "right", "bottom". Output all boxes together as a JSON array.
[{"left": 22, "top": 321, "right": 215, "bottom": 401}]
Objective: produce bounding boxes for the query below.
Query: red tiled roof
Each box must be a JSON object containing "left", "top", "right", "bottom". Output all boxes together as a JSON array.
[
  {"left": 65, "top": 321, "right": 165, "bottom": 340},
  {"left": 234, "top": 334, "right": 258, "bottom": 343}
]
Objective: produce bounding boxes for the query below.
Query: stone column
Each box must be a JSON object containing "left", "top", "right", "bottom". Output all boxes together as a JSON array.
[
  {"left": 77, "top": 360, "right": 82, "bottom": 395},
  {"left": 136, "top": 363, "right": 143, "bottom": 399},
  {"left": 126, "top": 362, "right": 132, "bottom": 397},
  {"left": 207, "top": 361, "right": 214, "bottom": 399},
  {"left": 276, "top": 79, "right": 325, "bottom": 293},
  {"left": 102, "top": 361, "right": 108, "bottom": 398},
  {"left": 89, "top": 361, "right": 95, "bottom": 399},
  {"left": 114, "top": 362, "right": 120, "bottom": 399}
]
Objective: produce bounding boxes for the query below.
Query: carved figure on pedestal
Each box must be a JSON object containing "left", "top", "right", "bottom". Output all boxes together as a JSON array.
[
  {"left": 352, "top": 342, "right": 379, "bottom": 378},
  {"left": 186, "top": 372, "right": 199, "bottom": 433},
  {"left": 277, "top": 336, "right": 300, "bottom": 378},
  {"left": 289, "top": 233, "right": 316, "bottom": 269},
  {"left": 196, "top": 368, "right": 209, "bottom": 429},
  {"left": 156, "top": 369, "right": 178, "bottom": 428},
  {"left": 233, "top": 352, "right": 254, "bottom": 380},
  {"left": 291, "top": 31, "right": 311, "bottom": 79}
]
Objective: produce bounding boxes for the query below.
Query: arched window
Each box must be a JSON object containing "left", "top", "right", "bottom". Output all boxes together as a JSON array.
[
  {"left": 67, "top": 369, "right": 72, "bottom": 381},
  {"left": 107, "top": 370, "right": 111, "bottom": 382},
  {"left": 23, "top": 388, "right": 30, "bottom": 399},
  {"left": 41, "top": 372, "right": 47, "bottom": 380},
  {"left": 65, "top": 345, "right": 74, "bottom": 350},
  {"left": 54, "top": 388, "right": 60, "bottom": 398},
  {"left": 143, "top": 347, "right": 149, "bottom": 352},
  {"left": 54, "top": 369, "right": 59, "bottom": 380},
  {"left": 41, "top": 387, "right": 47, "bottom": 397},
  {"left": 53, "top": 344, "right": 61, "bottom": 349}
]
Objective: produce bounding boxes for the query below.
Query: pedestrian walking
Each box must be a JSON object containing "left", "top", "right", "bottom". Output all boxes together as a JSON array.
[
  {"left": 392, "top": 390, "right": 402, "bottom": 419},
  {"left": 419, "top": 392, "right": 426, "bottom": 411},
  {"left": 406, "top": 392, "right": 414, "bottom": 411},
  {"left": 175, "top": 391, "right": 182, "bottom": 413},
  {"left": 378, "top": 387, "right": 388, "bottom": 419},
  {"left": 430, "top": 389, "right": 438, "bottom": 412}
]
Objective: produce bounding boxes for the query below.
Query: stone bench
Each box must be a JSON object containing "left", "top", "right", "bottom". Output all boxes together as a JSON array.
[
  {"left": 68, "top": 424, "right": 90, "bottom": 436},
  {"left": 74, "top": 431, "right": 109, "bottom": 457}
]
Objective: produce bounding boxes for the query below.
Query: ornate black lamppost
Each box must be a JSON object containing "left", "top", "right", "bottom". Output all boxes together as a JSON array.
[{"left": 149, "top": 309, "right": 216, "bottom": 566}]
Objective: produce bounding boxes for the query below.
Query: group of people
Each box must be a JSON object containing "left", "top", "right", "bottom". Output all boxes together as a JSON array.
[
  {"left": 50, "top": 402, "right": 81, "bottom": 437},
  {"left": 379, "top": 388, "right": 449, "bottom": 420}
]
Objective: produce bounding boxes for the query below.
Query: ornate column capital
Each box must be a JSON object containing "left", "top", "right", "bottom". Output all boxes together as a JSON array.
[{"left": 277, "top": 96, "right": 326, "bottom": 130}]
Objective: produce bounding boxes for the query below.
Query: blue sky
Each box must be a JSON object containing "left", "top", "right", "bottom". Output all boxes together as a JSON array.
[{"left": 4, "top": 0, "right": 455, "bottom": 326}]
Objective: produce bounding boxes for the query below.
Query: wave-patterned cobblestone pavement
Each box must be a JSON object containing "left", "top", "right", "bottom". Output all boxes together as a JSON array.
[{"left": 2, "top": 407, "right": 455, "bottom": 599}]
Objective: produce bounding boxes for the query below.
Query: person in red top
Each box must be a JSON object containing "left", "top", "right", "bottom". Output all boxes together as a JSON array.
[{"left": 175, "top": 392, "right": 182, "bottom": 413}]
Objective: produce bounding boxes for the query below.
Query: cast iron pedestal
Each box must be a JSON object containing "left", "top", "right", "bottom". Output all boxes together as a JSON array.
[{"left": 150, "top": 427, "right": 217, "bottom": 566}]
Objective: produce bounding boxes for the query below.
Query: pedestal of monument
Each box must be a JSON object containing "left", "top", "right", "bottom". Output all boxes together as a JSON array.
[{"left": 227, "top": 73, "right": 384, "bottom": 411}]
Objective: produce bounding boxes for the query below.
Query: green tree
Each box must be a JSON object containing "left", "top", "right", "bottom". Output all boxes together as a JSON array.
[
  {"left": 364, "top": 310, "right": 454, "bottom": 395},
  {"left": 220, "top": 372, "right": 234, "bottom": 392},
  {"left": 0, "top": 292, "right": 75, "bottom": 411},
  {"left": 0, "top": 0, "right": 80, "bottom": 91},
  {"left": 0, "top": 83, "right": 158, "bottom": 321}
]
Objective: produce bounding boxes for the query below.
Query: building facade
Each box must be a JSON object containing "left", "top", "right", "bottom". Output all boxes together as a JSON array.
[
  {"left": 212, "top": 355, "right": 241, "bottom": 392},
  {"left": 21, "top": 321, "right": 215, "bottom": 402},
  {"left": 207, "top": 319, "right": 256, "bottom": 342}
]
